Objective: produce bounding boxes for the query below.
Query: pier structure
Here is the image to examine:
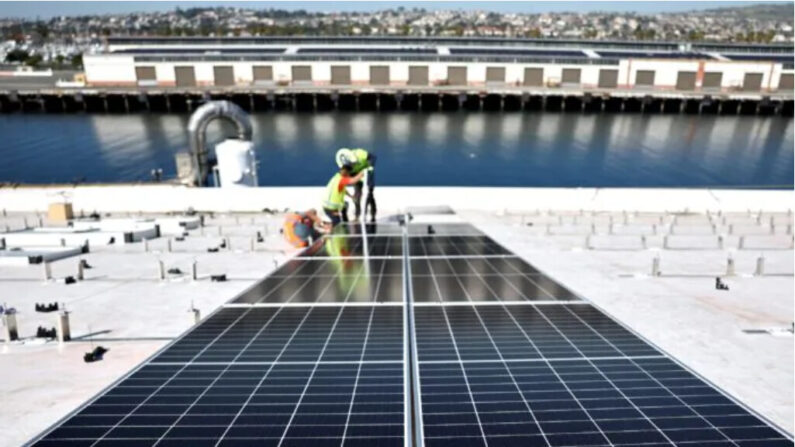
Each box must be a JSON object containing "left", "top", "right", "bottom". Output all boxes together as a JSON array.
[{"left": 0, "top": 36, "right": 792, "bottom": 115}]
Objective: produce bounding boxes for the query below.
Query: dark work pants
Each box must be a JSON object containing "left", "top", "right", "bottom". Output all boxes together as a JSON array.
[
  {"left": 352, "top": 155, "right": 377, "bottom": 222},
  {"left": 324, "top": 204, "right": 348, "bottom": 226}
]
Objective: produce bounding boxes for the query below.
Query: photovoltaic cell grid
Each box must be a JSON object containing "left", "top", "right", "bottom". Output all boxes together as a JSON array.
[
  {"left": 298, "top": 235, "right": 404, "bottom": 258},
  {"left": 411, "top": 257, "right": 579, "bottom": 303},
  {"left": 409, "top": 225, "right": 792, "bottom": 447},
  {"left": 29, "top": 220, "right": 792, "bottom": 446},
  {"left": 33, "top": 305, "right": 406, "bottom": 447},
  {"left": 231, "top": 258, "right": 404, "bottom": 304}
]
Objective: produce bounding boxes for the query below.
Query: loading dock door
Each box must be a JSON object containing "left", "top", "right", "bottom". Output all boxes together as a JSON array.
[
  {"left": 408, "top": 66, "right": 429, "bottom": 86},
  {"left": 370, "top": 66, "right": 390, "bottom": 85},
  {"left": 486, "top": 67, "right": 505, "bottom": 84},
  {"left": 597, "top": 69, "right": 618, "bottom": 88},
  {"left": 780, "top": 73, "right": 794, "bottom": 91},
  {"left": 291, "top": 66, "right": 312, "bottom": 83},
  {"left": 561, "top": 68, "right": 581, "bottom": 85},
  {"left": 135, "top": 66, "right": 156, "bottom": 82},
  {"left": 331, "top": 65, "right": 351, "bottom": 85},
  {"left": 448, "top": 66, "right": 467, "bottom": 86},
  {"left": 676, "top": 71, "right": 696, "bottom": 90},
  {"left": 742, "top": 73, "right": 763, "bottom": 91},
  {"left": 213, "top": 66, "right": 235, "bottom": 87},
  {"left": 702, "top": 72, "right": 722, "bottom": 90},
  {"left": 635, "top": 70, "right": 655, "bottom": 87},
  {"left": 523, "top": 68, "right": 544, "bottom": 86},
  {"left": 253, "top": 65, "right": 273, "bottom": 83},
  {"left": 174, "top": 66, "right": 196, "bottom": 87}
]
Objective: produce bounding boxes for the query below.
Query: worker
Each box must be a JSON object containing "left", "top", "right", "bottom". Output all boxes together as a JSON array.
[
  {"left": 323, "top": 165, "right": 366, "bottom": 226},
  {"left": 282, "top": 209, "right": 329, "bottom": 248},
  {"left": 335, "top": 148, "right": 377, "bottom": 223}
]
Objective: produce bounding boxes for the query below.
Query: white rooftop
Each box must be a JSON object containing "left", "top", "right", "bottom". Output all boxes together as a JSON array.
[{"left": 0, "top": 186, "right": 792, "bottom": 446}]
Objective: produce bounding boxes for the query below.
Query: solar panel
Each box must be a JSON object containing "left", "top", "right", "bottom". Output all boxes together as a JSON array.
[
  {"left": 297, "top": 47, "right": 437, "bottom": 55},
  {"left": 408, "top": 236, "right": 512, "bottom": 257},
  {"left": 112, "top": 48, "right": 287, "bottom": 55},
  {"left": 723, "top": 53, "right": 794, "bottom": 63},
  {"left": 298, "top": 235, "right": 404, "bottom": 258},
  {"left": 33, "top": 304, "right": 406, "bottom": 446},
  {"left": 27, "top": 214, "right": 792, "bottom": 447},
  {"left": 405, "top": 220, "right": 792, "bottom": 447},
  {"left": 595, "top": 51, "right": 713, "bottom": 60},
  {"left": 408, "top": 223, "right": 485, "bottom": 237},
  {"left": 448, "top": 48, "right": 587, "bottom": 58},
  {"left": 230, "top": 260, "right": 404, "bottom": 305}
]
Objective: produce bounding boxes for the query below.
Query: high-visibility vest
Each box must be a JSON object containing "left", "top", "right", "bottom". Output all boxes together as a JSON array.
[
  {"left": 336, "top": 148, "right": 370, "bottom": 174},
  {"left": 283, "top": 213, "right": 309, "bottom": 248},
  {"left": 351, "top": 148, "right": 369, "bottom": 174},
  {"left": 324, "top": 173, "right": 346, "bottom": 211}
]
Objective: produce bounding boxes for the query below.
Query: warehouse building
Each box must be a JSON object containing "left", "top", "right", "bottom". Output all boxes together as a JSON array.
[{"left": 84, "top": 36, "right": 794, "bottom": 94}]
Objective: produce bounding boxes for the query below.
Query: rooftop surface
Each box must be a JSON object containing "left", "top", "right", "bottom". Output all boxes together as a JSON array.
[
  {"left": 0, "top": 188, "right": 792, "bottom": 445},
  {"left": 0, "top": 187, "right": 795, "bottom": 446}
]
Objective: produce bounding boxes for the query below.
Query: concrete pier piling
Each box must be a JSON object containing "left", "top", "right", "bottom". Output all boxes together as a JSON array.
[
  {"left": 191, "top": 261, "right": 198, "bottom": 281},
  {"left": 2, "top": 88, "right": 792, "bottom": 116},
  {"left": 77, "top": 259, "right": 84, "bottom": 281},
  {"left": 158, "top": 260, "right": 165, "bottom": 281}
]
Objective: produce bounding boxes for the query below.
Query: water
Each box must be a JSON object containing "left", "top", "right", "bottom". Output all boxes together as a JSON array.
[{"left": 0, "top": 113, "right": 792, "bottom": 188}]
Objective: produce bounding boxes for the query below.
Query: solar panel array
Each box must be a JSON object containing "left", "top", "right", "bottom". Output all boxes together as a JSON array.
[
  {"left": 723, "top": 53, "right": 795, "bottom": 63},
  {"left": 297, "top": 47, "right": 438, "bottom": 55},
  {"left": 29, "top": 218, "right": 792, "bottom": 447},
  {"left": 594, "top": 51, "right": 713, "bottom": 60},
  {"left": 448, "top": 48, "right": 588, "bottom": 58}
]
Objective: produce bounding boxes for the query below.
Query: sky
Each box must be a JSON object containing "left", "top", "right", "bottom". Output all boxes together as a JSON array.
[{"left": 0, "top": 1, "right": 786, "bottom": 20}]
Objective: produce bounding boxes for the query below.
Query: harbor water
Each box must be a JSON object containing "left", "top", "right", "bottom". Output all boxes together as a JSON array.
[{"left": 0, "top": 112, "right": 792, "bottom": 188}]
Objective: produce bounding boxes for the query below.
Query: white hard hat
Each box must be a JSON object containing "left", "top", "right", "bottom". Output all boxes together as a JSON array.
[{"left": 335, "top": 148, "right": 355, "bottom": 168}]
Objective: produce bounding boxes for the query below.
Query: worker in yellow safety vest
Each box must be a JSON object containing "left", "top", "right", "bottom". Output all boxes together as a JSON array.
[
  {"left": 335, "top": 148, "right": 377, "bottom": 223},
  {"left": 323, "top": 165, "right": 366, "bottom": 226}
]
